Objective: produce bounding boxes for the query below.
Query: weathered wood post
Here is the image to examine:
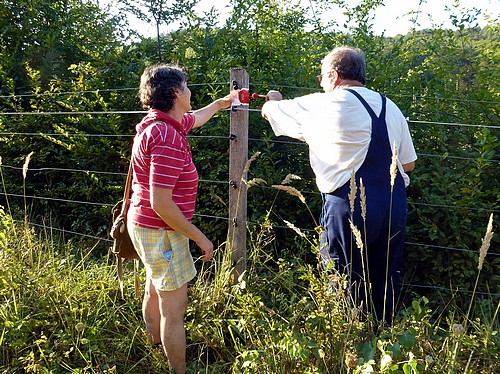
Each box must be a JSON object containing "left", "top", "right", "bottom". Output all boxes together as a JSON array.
[{"left": 228, "top": 68, "right": 249, "bottom": 285}]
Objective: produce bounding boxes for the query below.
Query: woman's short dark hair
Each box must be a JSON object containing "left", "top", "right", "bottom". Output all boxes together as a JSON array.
[
  {"left": 138, "top": 64, "right": 188, "bottom": 112},
  {"left": 323, "top": 46, "right": 366, "bottom": 84}
]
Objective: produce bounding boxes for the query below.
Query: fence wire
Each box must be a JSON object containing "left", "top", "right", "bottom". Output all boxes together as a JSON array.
[{"left": 1, "top": 87, "right": 498, "bottom": 298}]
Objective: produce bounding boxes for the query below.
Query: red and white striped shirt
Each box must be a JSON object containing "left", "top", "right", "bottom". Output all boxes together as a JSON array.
[{"left": 129, "top": 109, "right": 198, "bottom": 229}]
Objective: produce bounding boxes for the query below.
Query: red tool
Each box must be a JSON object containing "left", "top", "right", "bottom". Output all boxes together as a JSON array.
[{"left": 251, "top": 93, "right": 267, "bottom": 100}]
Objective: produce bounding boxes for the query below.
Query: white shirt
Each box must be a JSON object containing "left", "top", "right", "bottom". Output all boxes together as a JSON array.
[{"left": 263, "top": 87, "right": 417, "bottom": 193}]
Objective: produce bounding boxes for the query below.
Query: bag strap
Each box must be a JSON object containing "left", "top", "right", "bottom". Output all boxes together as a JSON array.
[
  {"left": 117, "top": 257, "right": 140, "bottom": 299},
  {"left": 117, "top": 158, "right": 140, "bottom": 299},
  {"left": 120, "top": 160, "right": 133, "bottom": 216},
  {"left": 119, "top": 120, "right": 158, "bottom": 217}
]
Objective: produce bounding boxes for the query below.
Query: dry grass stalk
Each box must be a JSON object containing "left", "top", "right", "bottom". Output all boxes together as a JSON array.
[
  {"left": 284, "top": 219, "right": 306, "bottom": 238},
  {"left": 349, "top": 220, "right": 363, "bottom": 252},
  {"left": 245, "top": 178, "right": 267, "bottom": 189},
  {"left": 212, "top": 194, "right": 227, "bottom": 207},
  {"left": 478, "top": 213, "right": 494, "bottom": 271},
  {"left": 272, "top": 185, "right": 305, "bottom": 204},
  {"left": 360, "top": 178, "right": 367, "bottom": 221},
  {"left": 344, "top": 350, "right": 358, "bottom": 368},
  {"left": 23, "top": 151, "right": 34, "bottom": 179},
  {"left": 281, "top": 174, "right": 301, "bottom": 185},
  {"left": 242, "top": 151, "right": 261, "bottom": 176},
  {"left": 348, "top": 169, "right": 357, "bottom": 213},
  {"left": 390, "top": 142, "right": 398, "bottom": 187},
  {"left": 0, "top": 155, "right": 15, "bottom": 230}
]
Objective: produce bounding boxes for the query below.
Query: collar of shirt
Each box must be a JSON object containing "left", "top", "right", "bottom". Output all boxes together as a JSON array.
[{"left": 135, "top": 109, "right": 186, "bottom": 135}]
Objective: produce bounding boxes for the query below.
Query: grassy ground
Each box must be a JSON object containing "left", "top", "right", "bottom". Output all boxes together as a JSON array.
[{"left": 0, "top": 204, "right": 498, "bottom": 373}]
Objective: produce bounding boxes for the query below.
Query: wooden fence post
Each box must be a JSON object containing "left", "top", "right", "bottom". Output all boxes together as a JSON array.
[{"left": 228, "top": 68, "right": 249, "bottom": 285}]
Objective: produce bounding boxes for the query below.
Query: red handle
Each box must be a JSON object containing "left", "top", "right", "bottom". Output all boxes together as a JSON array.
[{"left": 251, "top": 93, "right": 267, "bottom": 99}]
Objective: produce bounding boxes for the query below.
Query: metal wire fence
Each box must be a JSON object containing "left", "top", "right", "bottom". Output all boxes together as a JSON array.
[{"left": 1, "top": 85, "right": 498, "bottom": 297}]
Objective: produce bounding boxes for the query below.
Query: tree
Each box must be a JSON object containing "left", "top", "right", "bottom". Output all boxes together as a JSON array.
[
  {"left": 0, "top": 0, "right": 127, "bottom": 95},
  {"left": 117, "top": 0, "right": 199, "bottom": 61}
]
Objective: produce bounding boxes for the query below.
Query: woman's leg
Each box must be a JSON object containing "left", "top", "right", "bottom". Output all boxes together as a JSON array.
[
  {"left": 158, "top": 283, "right": 189, "bottom": 374},
  {"left": 143, "top": 276, "right": 161, "bottom": 345}
]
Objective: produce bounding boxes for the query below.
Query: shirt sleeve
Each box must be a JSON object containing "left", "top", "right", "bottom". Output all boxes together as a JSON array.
[
  {"left": 386, "top": 98, "right": 417, "bottom": 165},
  {"left": 398, "top": 119, "right": 418, "bottom": 165},
  {"left": 263, "top": 99, "right": 305, "bottom": 141},
  {"left": 183, "top": 113, "right": 196, "bottom": 135}
]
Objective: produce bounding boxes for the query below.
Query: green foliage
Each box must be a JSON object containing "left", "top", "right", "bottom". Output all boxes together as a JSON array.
[
  {"left": 117, "top": 0, "right": 200, "bottom": 61},
  {"left": 0, "top": 212, "right": 155, "bottom": 373},
  {"left": 375, "top": 23, "right": 500, "bottom": 309},
  {"left": 0, "top": 0, "right": 498, "bottom": 344},
  {"left": 4, "top": 210, "right": 499, "bottom": 372}
]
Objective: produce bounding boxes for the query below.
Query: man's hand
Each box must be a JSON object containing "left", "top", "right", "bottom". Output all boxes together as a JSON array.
[{"left": 265, "top": 90, "right": 283, "bottom": 101}]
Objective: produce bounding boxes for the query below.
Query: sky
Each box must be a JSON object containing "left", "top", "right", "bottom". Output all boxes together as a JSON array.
[{"left": 100, "top": 0, "right": 499, "bottom": 37}]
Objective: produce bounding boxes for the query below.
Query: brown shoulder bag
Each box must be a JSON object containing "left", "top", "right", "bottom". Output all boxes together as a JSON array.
[{"left": 110, "top": 160, "right": 140, "bottom": 298}]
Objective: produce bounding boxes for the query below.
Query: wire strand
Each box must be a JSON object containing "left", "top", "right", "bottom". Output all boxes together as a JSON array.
[
  {"left": 2, "top": 84, "right": 498, "bottom": 105},
  {"left": 408, "top": 119, "right": 498, "bottom": 129},
  {"left": 0, "top": 82, "right": 229, "bottom": 99},
  {"left": 14, "top": 219, "right": 498, "bottom": 297},
  {"left": 0, "top": 110, "right": 147, "bottom": 116}
]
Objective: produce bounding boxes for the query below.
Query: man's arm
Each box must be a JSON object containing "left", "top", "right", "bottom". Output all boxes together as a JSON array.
[
  {"left": 261, "top": 90, "right": 283, "bottom": 120},
  {"left": 403, "top": 161, "right": 415, "bottom": 172}
]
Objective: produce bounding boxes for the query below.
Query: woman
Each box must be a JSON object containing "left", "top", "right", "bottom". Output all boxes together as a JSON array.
[{"left": 127, "top": 64, "right": 231, "bottom": 373}]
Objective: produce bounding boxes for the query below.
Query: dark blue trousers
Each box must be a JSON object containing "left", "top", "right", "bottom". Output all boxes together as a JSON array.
[{"left": 319, "top": 89, "right": 407, "bottom": 325}]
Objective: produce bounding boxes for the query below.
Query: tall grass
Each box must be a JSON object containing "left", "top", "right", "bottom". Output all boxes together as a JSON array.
[
  {"left": 1, "top": 210, "right": 498, "bottom": 372},
  {"left": 0, "top": 156, "right": 498, "bottom": 373}
]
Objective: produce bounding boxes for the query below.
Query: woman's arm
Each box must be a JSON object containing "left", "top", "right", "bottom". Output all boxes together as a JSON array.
[
  {"left": 150, "top": 186, "right": 213, "bottom": 262},
  {"left": 192, "top": 96, "right": 231, "bottom": 128}
]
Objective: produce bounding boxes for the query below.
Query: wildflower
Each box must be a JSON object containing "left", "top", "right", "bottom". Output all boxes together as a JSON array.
[
  {"left": 390, "top": 142, "right": 398, "bottom": 187},
  {"left": 478, "top": 213, "right": 494, "bottom": 271},
  {"left": 349, "top": 220, "right": 364, "bottom": 252},
  {"left": 284, "top": 219, "right": 306, "bottom": 238},
  {"left": 242, "top": 151, "right": 261, "bottom": 175},
  {"left": 272, "top": 185, "right": 305, "bottom": 203},
  {"left": 452, "top": 323, "right": 465, "bottom": 336},
  {"left": 245, "top": 178, "right": 266, "bottom": 189},
  {"left": 360, "top": 178, "right": 367, "bottom": 221}
]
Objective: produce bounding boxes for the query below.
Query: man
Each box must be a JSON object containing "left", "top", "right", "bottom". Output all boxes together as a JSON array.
[{"left": 261, "top": 46, "right": 417, "bottom": 325}]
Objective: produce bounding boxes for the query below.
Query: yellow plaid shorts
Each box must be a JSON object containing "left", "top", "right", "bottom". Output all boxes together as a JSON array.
[{"left": 128, "top": 223, "right": 197, "bottom": 291}]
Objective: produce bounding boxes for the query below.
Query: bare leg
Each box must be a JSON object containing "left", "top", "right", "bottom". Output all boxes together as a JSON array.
[
  {"left": 158, "top": 283, "right": 188, "bottom": 374},
  {"left": 143, "top": 277, "right": 161, "bottom": 345}
]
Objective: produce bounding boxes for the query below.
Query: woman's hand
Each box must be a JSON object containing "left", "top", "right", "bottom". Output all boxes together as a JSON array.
[
  {"left": 195, "top": 235, "right": 214, "bottom": 262},
  {"left": 193, "top": 94, "right": 232, "bottom": 128},
  {"left": 217, "top": 95, "right": 232, "bottom": 110}
]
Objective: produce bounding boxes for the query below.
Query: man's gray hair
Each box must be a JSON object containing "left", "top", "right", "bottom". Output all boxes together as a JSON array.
[{"left": 322, "top": 46, "right": 366, "bottom": 84}]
